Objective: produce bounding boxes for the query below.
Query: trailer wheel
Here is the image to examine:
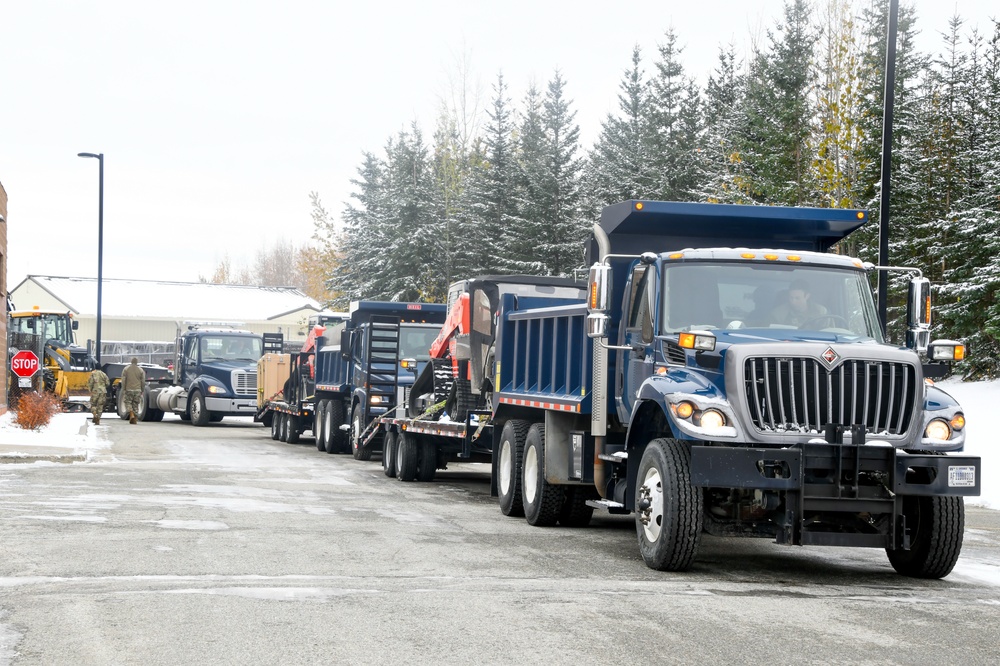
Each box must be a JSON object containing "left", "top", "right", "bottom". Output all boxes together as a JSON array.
[
  {"left": 350, "top": 404, "right": 372, "bottom": 461},
  {"left": 886, "top": 495, "right": 964, "bottom": 579},
  {"left": 315, "top": 400, "right": 328, "bottom": 451},
  {"left": 559, "top": 487, "right": 596, "bottom": 527},
  {"left": 382, "top": 429, "right": 397, "bottom": 478},
  {"left": 326, "top": 401, "right": 347, "bottom": 454},
  {"left": 277, "top": 413, "right": 288, "bottom": 442},
  {"left": 286, "top": 414, "right": 300, "bottom": 444},
  {"left": 498, "top": 419, "right": 529, "bottom": 517},
  {"left": 270, "top": 412, "right": 281, "bottom": 440},
  {"left": 635, "top": 438, "right": 702, "bottom": 571},
  {"left": 417, "top": 440, "right": 437, "bottom": 482},
  {"left": 397, "top": 431, "right": 418, "bottom": 482},
  {"left": 189, "top": 390, "right": 210, "bottom": 426},
  {"left": 146, "top": 408, "right": 165, "bottom": 422},
  {"left": 522, "top": 424, "right": 564, "bottom": 527}
]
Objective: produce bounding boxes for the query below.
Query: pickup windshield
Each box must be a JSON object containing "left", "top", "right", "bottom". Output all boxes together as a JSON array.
[{"left": 660, "top": 262, "right": 883, "bottom": 341}]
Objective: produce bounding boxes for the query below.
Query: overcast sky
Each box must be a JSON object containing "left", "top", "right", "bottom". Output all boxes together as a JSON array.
[{"left": 2, "top": 1, "right": 995, "bottom": 292}]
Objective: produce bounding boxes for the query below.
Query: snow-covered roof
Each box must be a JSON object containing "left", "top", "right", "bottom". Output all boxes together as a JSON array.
[{"left": 13, "top": 275, "right": 322, "bottom": 321}]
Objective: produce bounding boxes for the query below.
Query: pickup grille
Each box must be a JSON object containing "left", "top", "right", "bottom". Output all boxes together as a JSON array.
[
  {"left": 743, "top": 357, "right": 917, "bottom": 436},
  {"left": 232, "top": 370, "right": 257, "bottom": 396}
]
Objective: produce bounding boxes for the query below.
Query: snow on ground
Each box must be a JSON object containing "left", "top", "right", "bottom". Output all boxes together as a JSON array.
[
  {"left": 0, "top": 379, "right": 995, "bottom": 507},
  {"left": 0, "top": 410, "right": 106, "bottom": 460}
]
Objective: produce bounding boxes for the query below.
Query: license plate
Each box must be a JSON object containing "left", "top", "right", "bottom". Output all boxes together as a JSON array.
[{"left": 948, "top": 465, "right": 976, "bottom": 487}]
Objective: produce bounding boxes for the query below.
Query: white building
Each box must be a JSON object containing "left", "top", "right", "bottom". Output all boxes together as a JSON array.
[{"left": 10, "top": 275, "right": 324, "bottom": 357}]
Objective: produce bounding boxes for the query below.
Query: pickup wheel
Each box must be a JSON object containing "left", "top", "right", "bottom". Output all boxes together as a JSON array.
[
  {"left": 417, "top": 440, "right": 437, "bottom": 482},
  {"left": 396, "top": 431, "right": 418, "bottom": 482},
  {"left": 270, "top": 412, "right": 281, "bottom": 440},
  {"left": 286, "top": 414, "right": 300, "bottom": 444},
  {"left": 350, "top": 404, "right": 372, "bottom": 460},
  {"left": 559, "top": 487, "right": 596, "bottom": 527},
  {"left": 522, "top": 424, "right": 564, "bottom": 527},
  {"left": 382, "top": 429, "right": 398, "bottom": 478},
  {"left": 635, "top": 438, "right": 703, "bottom": 571},
  {"left": 498, "top": 419, "right": 529, "bottom": 517},
  {"left": 189, "top": 390, "right": 210, "bottom": 426},
  {"left": 315, "top": 400, "right": 328, "bottom": 451},
  {"left": 326, "top": 401, "right": 347, "bottom": 454},
  {"left": 886, "top": 495, "right": 964, "bottom": 579}
]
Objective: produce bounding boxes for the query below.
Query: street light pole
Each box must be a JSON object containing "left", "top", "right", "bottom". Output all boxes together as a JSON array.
[{"left": 77, "top": 152, "right": 104, "bottom": 366}]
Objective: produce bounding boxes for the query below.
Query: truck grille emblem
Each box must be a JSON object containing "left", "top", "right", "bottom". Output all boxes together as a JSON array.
[{"left": 821, "top": 347, "right": 839, "bottom": 366}]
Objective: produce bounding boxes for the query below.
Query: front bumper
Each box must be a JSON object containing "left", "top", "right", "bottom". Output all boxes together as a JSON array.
[{"left": 205, "top": 397, "right": 258, "bottom": 414}]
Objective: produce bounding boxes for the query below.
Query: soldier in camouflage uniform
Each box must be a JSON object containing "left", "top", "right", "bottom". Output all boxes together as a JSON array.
[
  {"left": 87, "top": 367, "right": 109, "bottom": 425},
  {"left": 121, "top": 357, "right": 146, "bottom": 424}
]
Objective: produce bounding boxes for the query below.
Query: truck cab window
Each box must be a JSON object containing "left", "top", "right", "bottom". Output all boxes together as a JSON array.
[{"left": 626, "top": 265, "right": 655, "bottom": 344}]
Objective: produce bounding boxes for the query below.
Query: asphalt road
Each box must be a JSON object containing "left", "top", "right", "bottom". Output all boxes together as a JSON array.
[{"left": 2, "top": 416, "right": 998, "bottom": 665}]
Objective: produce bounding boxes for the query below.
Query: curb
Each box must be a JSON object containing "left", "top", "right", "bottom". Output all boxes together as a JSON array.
[{"left": 0, "top": 452, "right": 89, "bottom": 464}]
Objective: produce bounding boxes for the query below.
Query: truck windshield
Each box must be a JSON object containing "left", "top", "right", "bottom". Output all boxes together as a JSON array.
[
  {"left": 660, "top": 262, "right": 883, "bottom": 341},
  {"left": 398, "top": 324, "right": 440, "bottom": 362},
  {"left": 200, "top": 335, "right": 264, "bottom": 362}
]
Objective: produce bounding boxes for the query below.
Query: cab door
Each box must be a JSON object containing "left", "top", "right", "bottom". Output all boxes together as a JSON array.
[{"left": 616, "top": 263, "right": 656, "bottom": 421}]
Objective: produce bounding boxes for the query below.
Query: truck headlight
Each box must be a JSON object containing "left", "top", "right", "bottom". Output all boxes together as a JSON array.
[
  {"left": 370, "top": 395, "right": 384, "bottom": 405},
  {"left": 699, "top": 409, "right": 726, "bottom": 430},
  {"left": 924, "top": 419, "right": 951, "bottom": 441},
  {"left": 207, "top": 385, "right": 226, "bottom": 394}
]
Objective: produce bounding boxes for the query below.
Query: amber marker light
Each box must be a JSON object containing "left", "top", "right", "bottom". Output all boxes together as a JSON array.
[
  {"left": 635, "top": 202, "right": 644, "bottom": 210},
  {"left": 951, "top": 414, "right": 966, "bottom": 430},
  {"left": 675, "top": 402, "right": 694, "bottom": 419},
  {"left": 678, "top": 333, "right": 695, "bottom": 348},
  {"left": 955, "top": 344, "right": 966, "bottom": 360},
  {"left": 740, "top": 252, "right": 756, "bottom": 259},
  {"left": 787, "top": 255, "right": 801, "bottom": 262},
  {"left": 668, "top": 252, "right": 684, "bottom": 260},
  {"left": 764, "top": 253, "right": 779, "bottom": 261},
  {"left": 856, "top": 211, "right": 866, "bottom": 219}
]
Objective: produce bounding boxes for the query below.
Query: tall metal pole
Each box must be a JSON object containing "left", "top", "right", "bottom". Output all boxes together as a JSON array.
[
  {"left": 878, "top": 0, "right": 899, "bottom": 331},
  {"left": 78, "top": 152, "right": 104, "bottom": 366}
]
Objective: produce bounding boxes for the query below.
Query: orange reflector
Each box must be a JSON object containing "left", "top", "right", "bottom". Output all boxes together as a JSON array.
[
  {"left": 950, "top": 414, "right": 966, "bottom": 430},
  {"left": 857, "top": 211, "right": 865, "bottom": 219},
  {"left": 635, "top": 202, "right": 644, "bottom": 210},
  {"left": 740, "top": 252, "right": 755, "bottom": 259},
  {"left": 764, "top": 254, "right": 779, "bottom": 261},
  {"left": 668, "top": 252, "right": 684, "bottom": 260},
  {"left": 787, "top": 255, "right": 801, "bottom": 262},
  {"left": 655, "top": 366, "right": 667, "bottom": 375}
]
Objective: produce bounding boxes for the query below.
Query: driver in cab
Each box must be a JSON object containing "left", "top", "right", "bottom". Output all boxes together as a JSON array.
[{"left": 771, "top": 279, "right": 826, "bottom": 326}]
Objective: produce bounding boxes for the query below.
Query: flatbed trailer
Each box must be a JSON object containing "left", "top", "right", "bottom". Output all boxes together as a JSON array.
[{"left": 375, "top": 409, "right": 493, "bottom": 481}]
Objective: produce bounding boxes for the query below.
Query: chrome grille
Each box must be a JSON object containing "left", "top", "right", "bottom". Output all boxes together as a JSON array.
[
  {"left": 232, "top": 370, "right": 257, "bottom": 396},
  {"left": 743, "top": 357, "right": 917, "bottom": 436}
]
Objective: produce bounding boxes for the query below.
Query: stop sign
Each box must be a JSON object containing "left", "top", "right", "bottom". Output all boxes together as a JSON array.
[{"left": 11, "top": 350, "right": 41, "bottom": 378}]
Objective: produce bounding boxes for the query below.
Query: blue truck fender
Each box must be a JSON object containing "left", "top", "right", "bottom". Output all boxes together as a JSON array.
[
  {"left": 918, "top": 383, "right": 966, "bottom": 451},
  {"left": 188, "top": 376, "right": 228, "bottom": 398},
  {"left": 625, "top": 369, "right": 745, "bottom": 449}
]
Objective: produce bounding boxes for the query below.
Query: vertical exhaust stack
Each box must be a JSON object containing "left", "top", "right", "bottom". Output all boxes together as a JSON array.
[{"left": 588, "top": 223, "right": 612, "bottom": 498}]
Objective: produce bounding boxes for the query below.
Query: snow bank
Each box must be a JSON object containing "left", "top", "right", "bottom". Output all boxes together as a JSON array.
[{"left": 0, "top": 410, "right": 106, "bottom": 460}]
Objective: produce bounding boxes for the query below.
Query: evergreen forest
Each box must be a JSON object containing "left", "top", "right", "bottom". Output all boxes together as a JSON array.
[{"left": 308, "top": 0, "right": 1000, "bottom": 379}]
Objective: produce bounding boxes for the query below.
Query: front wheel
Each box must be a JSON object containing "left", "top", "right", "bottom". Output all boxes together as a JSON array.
[
  {"left": 886, "top": 495, "right": 964, "bottom": 579},
  {"left": 635, "top": 438, "right": 703, "bottom": 571},
  {"left": 189, "top": 391, "right": 210, "bottom": 426},
  {"left": 522, "top": 424, "right": 564, "bottom": 526}
]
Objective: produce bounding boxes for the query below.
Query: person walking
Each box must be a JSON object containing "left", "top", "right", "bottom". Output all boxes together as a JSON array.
[
  {"left": 87, "top": 366, "right": 110, "bottom": 425},
  {"left": 121, "top": 357, "right": 146, "bottom": 424}
]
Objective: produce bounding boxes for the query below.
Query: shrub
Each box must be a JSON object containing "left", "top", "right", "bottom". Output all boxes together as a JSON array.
[{"left": 13, "top": 391, "right": 63, "bottom": 430}]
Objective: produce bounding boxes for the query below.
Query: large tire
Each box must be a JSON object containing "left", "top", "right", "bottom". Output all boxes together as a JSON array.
[
  {"left": 886, "top": 495, "right": 965, "bottom": 579},
  {"left": 270, "top": 411, "right": 281, "bottom": 440},
  {"left": 382, "top": 429, "right": 398, "bottom": 478},
  {"left": 286, "top": 414, "right": 300, "bottom": 444},
  {"left": 498, "top": 420, "right": 529, "bottom": 517},
  {"left": 417, "top": 439, "right": 437, "bottom": 482},
  {"left": 146, "top": 408, "right": 165, "bottom": 422},
  {"left": 326, "top": 401, "right": 347, "bottom": 454},
  {"left": 635, "top": 438, "right": 703, "bottom": 571},
  {"left": 315, "top": 400, "right": 327, "bottom": 451},
  {"left": 350, "top": 404, "right": 372, "bottom": 461},
  {"left": 277, "top": 413, "right": 288, "bottom": 442},
  {"left": 559, "top": 487, "right": 596, "bottom": 527},
  {"left": 189, "top": 390, "right": 210, "bottom": 426},
  {"left": 209, "top": 413, "right": 224, "bottom": 423},
  {"left": 396, "top": 431, "right": 418, "bottom": 482},
  {"left": 522, "top": 424, "right": 564, "bottom": 527}
]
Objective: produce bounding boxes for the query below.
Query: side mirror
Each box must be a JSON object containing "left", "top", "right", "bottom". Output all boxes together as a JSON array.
[
  {"left": 587, "top": 313, "right": 609, "bottom": 339},
  {"left": 72, "top": 320, "right": 79, "bottom": 331},
  {"left": 906, "top": 277, "right": 931, "bottom": 353},
  {"left": 587, "top": 263, "right": 611, "bottom": 339},
  {"left": 339, "top": 329, "right": 352, "bottom": 359}
]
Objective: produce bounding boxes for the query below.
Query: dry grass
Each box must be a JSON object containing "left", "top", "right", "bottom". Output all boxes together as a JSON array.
[{"left": 13, "top": 391, "right": 63, "bottom": 430}]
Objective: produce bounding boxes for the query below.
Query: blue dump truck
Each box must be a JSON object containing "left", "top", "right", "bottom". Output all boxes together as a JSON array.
[
  {"left": 144, "top": 323, "right": 264, "bottom": 425},
  {"left": 485, "top": 200, "right": 979, "bottom": 578},
  {"left": 308, "top": 301, "right": 446, "bottom": 459}
]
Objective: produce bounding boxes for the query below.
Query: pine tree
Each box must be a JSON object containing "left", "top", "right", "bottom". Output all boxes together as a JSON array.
[{"left": 698, "top": 44, "right": 750, "bottom": 203}]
